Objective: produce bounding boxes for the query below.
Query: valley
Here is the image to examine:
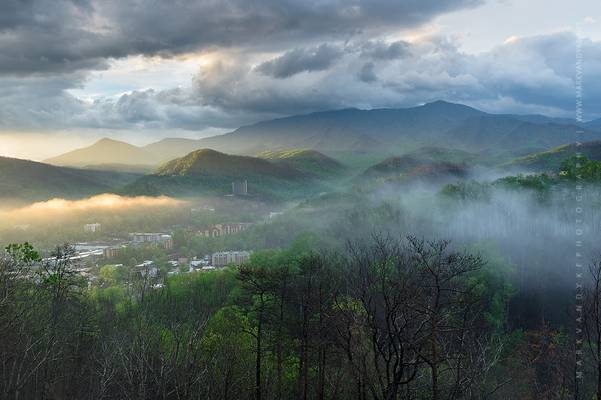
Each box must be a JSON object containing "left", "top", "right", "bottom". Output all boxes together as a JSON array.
[{"left": 3, "top": 101, "right": 601, "bottom": 399}]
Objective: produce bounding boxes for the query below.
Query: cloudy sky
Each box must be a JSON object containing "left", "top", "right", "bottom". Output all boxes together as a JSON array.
[{"left": 1, "top": 0, "right": 601, "bottom": 159}]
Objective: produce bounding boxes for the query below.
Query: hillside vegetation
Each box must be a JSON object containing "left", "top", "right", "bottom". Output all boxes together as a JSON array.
[
  {"left": 361, "top": 146, "right": 474, "bottom": 182},
  {"left": 0, "top": 156, "right": 140, "bottom": 202},
  {"left": 156, "top": 149, "right": 302, "bottom": 178},
  {"left": 507, "top": 140, "right": 601, "bottom": 171},
  {"left": 257, "top": 148, "right": 345, "bottom": 177},
  {"left": 126, "top": 149, "right": 318, "bottom": 200}
]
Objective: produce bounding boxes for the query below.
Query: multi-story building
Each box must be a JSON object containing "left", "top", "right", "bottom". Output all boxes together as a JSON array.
[
  {"left": 232, "top": 180, "right": 248, "bottom": 196},
  {"left": 131, "top": 233, "right": 173, "bottom": 250},
  {"left": 211, "top": 251, "right": 251, "bottom": 267},
  {"left": 197, "top": 223, "right": 252, "bottom": 238},
  {"left": 84, "top": 223, "right": 101, "bottom": 233},
  {"left": 103, "top": 245, "right": 125, "bottom": 259}
]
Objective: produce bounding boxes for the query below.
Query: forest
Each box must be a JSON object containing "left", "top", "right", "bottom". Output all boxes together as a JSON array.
[{"left": 0, "top": 227, "right": 599, "bottom": 400}]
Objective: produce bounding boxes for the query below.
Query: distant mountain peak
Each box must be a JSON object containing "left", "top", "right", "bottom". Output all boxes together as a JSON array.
[
  {"left": 45, "top": 137, "right": 155, "bottom": 168},
  {"left": 424, "top": 99, "right": 453, "bottom": 106},
  {"left": 96, "top": 137, "right": 122, "bottom": 143},
  {"left": 419, "top": 100, "right": 480, "bottom": 112}
]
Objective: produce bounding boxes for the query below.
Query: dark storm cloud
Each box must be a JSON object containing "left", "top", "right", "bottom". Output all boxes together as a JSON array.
[
  {"left": 256, "top": 44, "right": 343, "bottom": 78},
  {"left": 0, "top": 0, "right": 110, "bottom": 75},
  {"left": 5, "top": 32, "right": 601, "bottom": 132},
  {"left": 358, "top": 62, "right": 378, "bottom": 82},
  {"left": 0, "top": 0, "right": 485, "bottom": 132},
  {"left": 360, "top": 40, "right": 411, "bottom": 60},
  {"left": 185, "top": 32, "right": 601, "bottom": 120},
  {"left": 0, "top": 0, "right": 482, "bottom": 76}
]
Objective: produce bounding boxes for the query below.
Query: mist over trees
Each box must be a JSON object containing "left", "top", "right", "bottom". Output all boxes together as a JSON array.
[{"left": 0, "top": 222, "right": 598, "bottom": 399}]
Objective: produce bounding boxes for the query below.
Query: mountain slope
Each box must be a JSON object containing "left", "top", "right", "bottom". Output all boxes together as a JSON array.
[
  {"left": 0, "top": 156, "right": 140, "bottom": 202},
  {"left": 257, "top": 149, "right": 345, "bottom": 177},
  {"left": 45, "top": 138, "right": 156, "bottom": 168},
  {"left": 125, "top": 149, "right": 313, "bottom": 200},
  {"left": 142, "top": 138, "right": 203, "bottom": 163},
  {"left": 195, "top": 101, "right": 486, "bottom": 154},
  {"left": 156, "top": 149, "right": 302, "bottom": 179},
  {"left": 507, "top": 141, "right": 601, "bottom": 171},
  {"left": 359, "top": 146, "right": 473, "bottom": 185},
  {"left": 445, "top": 115, "right": 595, "bottom": 152},
  {"left": 586, "top": 118, "right": 601, "bottom": 130}
]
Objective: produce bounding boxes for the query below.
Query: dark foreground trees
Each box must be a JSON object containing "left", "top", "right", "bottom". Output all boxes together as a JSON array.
[{"left": 0, "top": 236, "right": 594, "bottom": 399}]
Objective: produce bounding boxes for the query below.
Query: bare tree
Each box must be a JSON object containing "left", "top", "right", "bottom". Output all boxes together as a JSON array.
[
  {"left": 333, "top": 235, "right": 425, "bottom": 400},
  {"left": 407, "top": 236, "right": 484, "bottom": 400}
]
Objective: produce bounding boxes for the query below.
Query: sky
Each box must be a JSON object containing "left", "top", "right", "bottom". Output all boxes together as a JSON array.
[{"left": 1, "top": 0, "right": 600, "bottom": 160}]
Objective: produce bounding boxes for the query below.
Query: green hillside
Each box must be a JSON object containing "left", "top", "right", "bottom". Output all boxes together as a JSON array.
[
  {"left": 156, "top": 149, "right": 302, "bottom": 178},
  {"left": 362, "top": 146, "right": 475, "bottom": 179},
  {"left": 257, "top": 149, "right": 345, "bottom": 177},
  {"left": 0, "top": 156, "right": 140, "bottom": 203},
  {"left": 354, "top": 146, "right": 473, "bottom": 188},
  {"left": 142, "top": 138, "right": 203, "bottom": 163},
  {"left": 506, "top": 141, "right": 601, "bottom": 172},
  {"left": 125, "top": 149, "right": 318, "bottom": 200}
]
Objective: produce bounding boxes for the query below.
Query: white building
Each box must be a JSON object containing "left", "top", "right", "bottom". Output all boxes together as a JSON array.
[
  {"left": 131, "top": 233, "right": 173, "bottom": 249},
  {"left": 211, "top": 251, "right": 251, "bottom": 267},
  {"left": 197, "top": 223, "right": 252, "bottom": 238},
  {"left": 84, "top": 223, "right": 101, "bottom": 233}
]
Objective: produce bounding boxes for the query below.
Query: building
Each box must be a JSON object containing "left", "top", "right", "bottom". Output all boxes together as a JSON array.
[
  {"left": 131, "top": 233, "right": 173, "bottom": 250},
  {"left": 132, "top": 232, "right": 162, "bottom": 243},
  {"left": 211, "top": 251, "right": 251, "bottom": 267},
  {"left": 232, "top": 180, "right": 248, "bottom": 196},
  {"left": 103, "top": 246, "right": 125, "bottom": 259},
  {"left": 84, "top": 223, "right": 101, "bottom": 233},
  {"left": 197, "top": 223, "right": 252, "bottom": 238}
]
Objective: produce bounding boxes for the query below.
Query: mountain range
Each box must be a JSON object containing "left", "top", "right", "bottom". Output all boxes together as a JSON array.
[
  {"left": 7, "top": 100, "right": 601, "bottom": 203},
  {"left": 123, "top": 148, "right": 328, "bottom": 200},
  {"left": 44, "top": 101, "right": 601, "bottom": 170}
]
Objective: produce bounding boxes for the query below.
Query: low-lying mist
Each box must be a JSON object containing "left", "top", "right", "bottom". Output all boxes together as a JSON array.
[
  {"left": 250, "top": 171, "right": 600, "bottom": 328},
  {"left": 0, "top": 194, "right": 190, "bottom": 248},
  {"left": 0, "top": 193, "right": 186, "bottom": 224}
]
